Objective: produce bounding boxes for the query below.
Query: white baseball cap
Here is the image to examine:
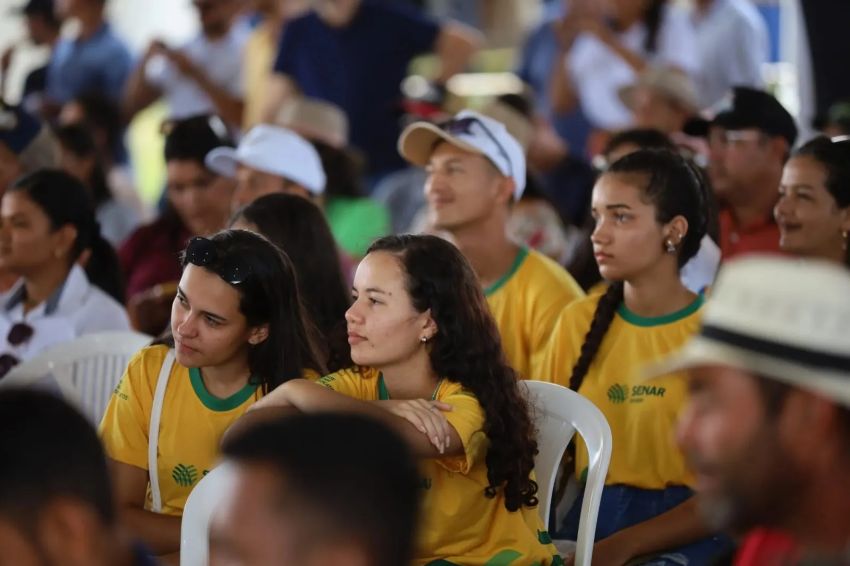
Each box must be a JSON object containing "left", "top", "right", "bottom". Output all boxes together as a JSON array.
[
  {"left": 646, "top": 255, "right": 850, "bottom": 407},
  {"left": 206, "top": 124, "right": 326, "bottom": 195},
  {"left": 397, "top": 109, "right": 527, "bottom": 200}
]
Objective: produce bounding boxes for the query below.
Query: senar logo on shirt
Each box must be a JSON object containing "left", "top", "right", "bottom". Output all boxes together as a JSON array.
[
  {"left": 172, "top": 464, "right": 199, "bottom": 487},
  {"left": 607, "top": 383, "right": 628, "bottom": 404},
  {"left": 607, "top": 383, "right": 666, "bottom": 404}
]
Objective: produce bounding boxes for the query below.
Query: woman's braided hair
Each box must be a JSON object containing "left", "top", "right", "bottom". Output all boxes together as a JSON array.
[{"left": 568, "top": 149, "right": 710, "bottom": 391}]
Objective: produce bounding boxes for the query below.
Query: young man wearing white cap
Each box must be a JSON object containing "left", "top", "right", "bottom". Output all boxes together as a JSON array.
[
  {"left": 398, "top": 110, "right": 584, "bottom": 380},
  {"left": 206, "top": 124, "right": 326, "bottom": 211},
  {"left": 649, "top": 256, "right": 850, "bottom": 564}
]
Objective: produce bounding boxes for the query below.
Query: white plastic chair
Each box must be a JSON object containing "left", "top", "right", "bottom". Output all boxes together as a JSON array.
[
  {"left": 180, "top": 463, "right": 237, "bottom": 566},
  {"left": 522, "top": 380, "right": 613, "bottom": 566},
  {"left": 0, "top": 330, "right": 151, "bottom": 424}
]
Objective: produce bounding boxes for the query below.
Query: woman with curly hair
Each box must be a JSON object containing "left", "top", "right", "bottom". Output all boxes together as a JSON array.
[
  {"left": 541, "top": 149, "right": 732, "bottom": 565},
  {"left": 247, "top": 234, "right": 561, "bottom": 565}
]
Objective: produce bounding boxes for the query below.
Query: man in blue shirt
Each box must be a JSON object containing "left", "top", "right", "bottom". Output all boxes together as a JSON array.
[
  {"left": 44, "top": 0, "right": 132, "bottom": 117},
  {"left": 262, "top": 0, "right": 481, "bottom": 180}
]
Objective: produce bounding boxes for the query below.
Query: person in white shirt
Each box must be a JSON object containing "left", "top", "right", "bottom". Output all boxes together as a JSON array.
[
  {"left": 551, "top": 0, "right": 699, "bottom": 132},
  {"left": 692, "top": 0, "right": 768, "bottom": 110},
  {"left": 123, "top": 0, "right": 249, "bottom": 129},
  {"left": 0, "top": 169, "right": 129, "bottom": 377}
]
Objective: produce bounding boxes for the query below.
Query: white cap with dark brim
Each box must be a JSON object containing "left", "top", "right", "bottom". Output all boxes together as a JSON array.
[{"left": 397, "top": 109, "right": 526, "bottom": 200}]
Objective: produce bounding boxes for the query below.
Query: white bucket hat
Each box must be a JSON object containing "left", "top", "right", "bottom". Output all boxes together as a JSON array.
[
  {"left": 206, "top": 124, "right": 326, "bottom": 195},
  {"left": 646, "top": 255, "right": 850, "bottom": 407},
  {"left": 397, "top": 109, "right": 526, "bottom": 200}
]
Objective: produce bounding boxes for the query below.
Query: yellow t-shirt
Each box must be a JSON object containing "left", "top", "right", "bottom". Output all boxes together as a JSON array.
[
  {"left": 99, "top": 345, "right": 263, "bottom": 516},
  {"left": 485, "top": 248, "right": 584, "bottom": 381},
  {"left": 318, "top": 367, "right": 562, "bottom": 566},
  {"left": 242, "top": 23, "right": 279, "bottom": 130},
  {"left": 539, "top": 294, "right": 704, "bottom": 490}
]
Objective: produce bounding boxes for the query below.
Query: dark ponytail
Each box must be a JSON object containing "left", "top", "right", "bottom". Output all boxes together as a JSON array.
[
  {"left": 569, "top": 282, "right": 624, "bottom": 391},
  {"left": 9, "top": 169, "right": 125, "bottom": 303},
  {"left": 569, "top": 149, "right": 709, "bottom": 391},
  {"left": 643, "top": 0, "right": 665, "bottom": 54}
]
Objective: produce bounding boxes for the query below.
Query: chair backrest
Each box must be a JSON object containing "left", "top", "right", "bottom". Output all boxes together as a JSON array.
[
  {"left": 0, "top": 331, "right": 152, "bottom": 424},
  {"left": 181, "top": 463, "right": 237, "bottom": 566},
  {"left": 522, "top": 380, "right": 613, "bottom": 566}
]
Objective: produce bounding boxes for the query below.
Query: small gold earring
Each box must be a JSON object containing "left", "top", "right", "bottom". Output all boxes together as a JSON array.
[{"left": 420, "top": 336, "right": 428, "bottom": 343}]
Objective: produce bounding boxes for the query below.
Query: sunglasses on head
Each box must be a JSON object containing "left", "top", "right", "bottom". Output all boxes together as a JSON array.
[
  {"left": 185, "top": 237, "right": 253, "bottom": 285},
  {"left": 0, "top": 322, "right": 34, "bottom": 379},
  {"left": 439, "top": 117, "right": 514, "bottom": 179}
]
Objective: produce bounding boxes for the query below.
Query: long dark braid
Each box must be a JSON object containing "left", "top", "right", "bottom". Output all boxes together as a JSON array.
[
  {"left": 569, "top": 282, "right": 625, "bottom": 391},
  {"left": 567, "top": 149, "right": 709, "bottom": 391}
]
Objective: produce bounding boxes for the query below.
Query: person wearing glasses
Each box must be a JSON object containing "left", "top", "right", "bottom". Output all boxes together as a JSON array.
[
  {"left": 397, "top": 109, "right": 584, "bottom": 381},
  {"left": 119, "top": 115, "right": 236, "bottom": 336},
  {"left": 0, "top": 169, "right": 129, "bottom": 378},
  {"left": 244, "top": 234, "right": 562, "bottom": 565},
  {"left": 696, "top": 87, "right": 798, "bottom": 260},
  {"left": 775, "top": 136, "right": 850, "bottom": 266},
  {"left": 99, "top": 229, "right": 326, "bottom": 563}
]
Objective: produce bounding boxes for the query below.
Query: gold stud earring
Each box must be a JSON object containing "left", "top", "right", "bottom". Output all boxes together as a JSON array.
[{"left": 420, "top": 336, "right": 428, "bottom": 343}]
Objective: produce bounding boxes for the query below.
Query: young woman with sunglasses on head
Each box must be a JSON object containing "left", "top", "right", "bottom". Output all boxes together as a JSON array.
[
  {"left": 0, "top": 169, "right": 129, "bottom": 378},
  {"left": 246, "top": 234, "right": 563, "bottom": 565},
  {"left": 775, "top": 136, "right": 850, "bottom": 265},
  {"left": 100, "top": 230, "right": 325, "bottom": 562},
  {"left": 540, "top": 150, "right": 732, "bottom": 565}
]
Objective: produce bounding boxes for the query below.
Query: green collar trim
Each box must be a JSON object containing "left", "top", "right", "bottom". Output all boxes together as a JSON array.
[
  {"left": 377, "top": 373, "right": 442, "bottom": 401},
  {"left": 484, "top": 247, "right": 529, "bottom": 297},
  {"left": 617, "top": 293, "right": 704, "bottom": 327},
  {"left": 189, "top": 367, "right": 258, "bottom": 412}
]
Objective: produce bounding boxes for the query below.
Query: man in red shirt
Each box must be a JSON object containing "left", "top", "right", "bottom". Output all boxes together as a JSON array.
[{"left": 700, "top": 87, "right": 797, "bottom": 260}]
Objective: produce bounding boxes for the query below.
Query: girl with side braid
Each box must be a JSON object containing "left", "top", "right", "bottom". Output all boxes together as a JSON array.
[{"left": 541, "top": 149, "right": 732, "bottom": 565}]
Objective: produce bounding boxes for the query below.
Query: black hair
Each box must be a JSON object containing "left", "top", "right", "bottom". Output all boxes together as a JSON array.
[
  {"left": 9, "top": 169, "right": 125, "bottom": 303},
  {"left": 367, "top": 235, "right": 539, "bottom": 512},
  {"left": 792, "top": 137, "right": 850, "bottom": 208},
  {"left": 310, "top": 139, "right": 363, "bottom": 198},
  {"left": 643, "top": 0, "right": 665, "bottom": 53},
  {"left": 178, "top": 229, "right": 326, "bottom": 392},
  {"left": 0, "top": 389, "right": 115, "bottom": 536},
  {"left": 158, "top": 114, "right": 235, "bottom": 239},
  {"left": 222, "top": 413, "right": 419, "bottom": 566},
  {"left": 66, "top": 92, "right": 123, "bottom": 164},
  {"left": 789, "top": 136, "right": 850, "bottom": 264},
  {"left": 231, "top": 193, "right": 352, "bottom": 371},
  {"left": 163, "top": 114, "right": 233, "bottom": 166},
  {"left": 53, "top": 123, "right": 111, "bottom": 207},
  {"left": 569, "top": 149, "right": 710, "bottom": 391},
  {"left": 603, "top": 128, "right": 677, "bottom": 161}
]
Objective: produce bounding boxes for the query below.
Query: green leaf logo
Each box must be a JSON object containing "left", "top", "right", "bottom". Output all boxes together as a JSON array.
[
  {"left": 607, "top": 383, "right": 628, "bottom": 404},
  {"left": 172, "top": 464, "right": 198, "bottom": 487}
]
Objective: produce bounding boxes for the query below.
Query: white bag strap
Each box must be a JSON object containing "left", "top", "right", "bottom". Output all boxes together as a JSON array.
[{"left": 148, "top": 349, "right": 175, "bottom": 513}]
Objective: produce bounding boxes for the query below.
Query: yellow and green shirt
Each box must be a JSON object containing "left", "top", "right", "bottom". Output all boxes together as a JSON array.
[
  {"left": 485, "top": 248, "right": 584, "bottom": 381},
  {"left": 99, "top": 345, "right": 264, "bottom": 516},
  {"left": 539, "top": 294, "right": 704, "bottom": 490},
  {"left": 318, "top": 367, "right": 563, "bottom": 566}
]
